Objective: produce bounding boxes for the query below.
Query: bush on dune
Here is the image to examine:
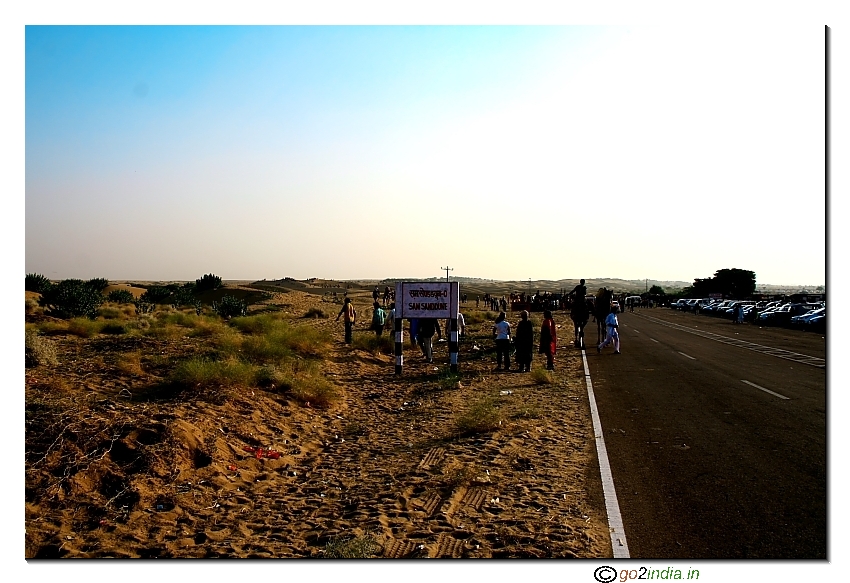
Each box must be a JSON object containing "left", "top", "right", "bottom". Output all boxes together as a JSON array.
[
  {"left": 39, "top": 279, "right": 104, "bottom": 319},
  {"left": 25, "top": 273, "right": 52, "bottom": 294}
]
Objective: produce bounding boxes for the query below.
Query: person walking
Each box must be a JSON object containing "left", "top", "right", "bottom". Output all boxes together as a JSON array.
[
  {"left": 370, "top": 301, "right": 386, "bottom": 338},
  {"left": 335, "top": 298, "right": 357, "bottom": 344},
  {"left": 386, "top": 302, "right": 396, "bottom": 334},
  {"left": 492, "top": 311, "right": 512, "bottom": 371},
  {"left": 539, "top": 309, "right": 557, "bottom": 370},
  {"left": 514, "top": 310, "right": 534, "bottom": 372},
  {"left": 597, "top": 305, "right": 620, "bottom": 354},
  {"left": 417, "top": 318, "right": 441, "bottom": 363}
]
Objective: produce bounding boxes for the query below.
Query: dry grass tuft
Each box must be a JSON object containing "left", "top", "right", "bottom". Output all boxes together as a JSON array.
[
  {"left": 323, "top": 533, "right": 382, "bottom": 558},
  {"left": 530, "top": 367, "right": 554, "bottom": 385},
  {"left": 25, "top": 329, "right": 58, "bottom": 368},
  {"left": 352, "top": 333, "right": 394, "bottom": 355},
  {"left": 290, "top": 374, "right": 339, "bottom": 409},
  {"left": 67, "top": 318, "right": 106, "bottom": 338},
  {"left": 116, "top": 351, "right": 147, "bottom": 378},
  {"left": 170, "top": 357, "right": 255, "bottom": 389},
  {"left": 455, "top": 397, "right": 502, "bottom": 436}
]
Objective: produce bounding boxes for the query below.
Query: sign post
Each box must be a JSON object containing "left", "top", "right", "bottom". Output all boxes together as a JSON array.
[{"left": 394, "top": 282, "right": 460, "bottom": 375}]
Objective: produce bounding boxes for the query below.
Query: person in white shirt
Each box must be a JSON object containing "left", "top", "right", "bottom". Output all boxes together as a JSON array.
[
  {"left": 597, "top": 306, "right": 620, "bottom": 354},
  {"left": 492, "top": 311, "right": 512, "bottom": 370}
]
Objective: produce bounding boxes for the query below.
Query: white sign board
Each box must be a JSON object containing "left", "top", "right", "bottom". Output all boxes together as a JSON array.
[{"left": 396, "top": 282, "right": 459, "bottom": 319}]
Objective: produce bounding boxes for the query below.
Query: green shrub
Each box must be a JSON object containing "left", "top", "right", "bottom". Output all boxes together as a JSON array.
[
  {"left": 133, "top": 299, "right": 155, "bottom": 315},
  {"left": 86, "top": 278, "right": 110, "bottom": 292},
  {"left": 25, "top": 329, "right": 58, "bottom": 367},
  {"left": 213, "top": 295, "right": 247, "bottom": 319},
  {"left": 170, "top": 357, "right": 255, "bottom": 389},
  {"left": 170, "top": 287, "right": 197, "bottom": 309},
  {"left": 140, "top": 286, "right": 173, "bottom": 304},
  {"left": 230, "top": 314, "right": 280, "bottom": 335},
  {"left": 39, "top": 279, "right": 104, "bottom": 319},
  {"left": 107, "top": 289, "right": 135, "bottom": 304},
  {"left": 195, "top": 273, "right": 223, "bottom": 292},
  {"left": 455, "top": 398, "right": 502, "bottom": 436},
  {"left": 25, "top": 273, "right": 52, "bottom": 294}
]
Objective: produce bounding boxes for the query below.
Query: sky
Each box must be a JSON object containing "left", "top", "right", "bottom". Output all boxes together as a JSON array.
[{"left": 23, "top": 20, "right": 827, "bottom": 287}]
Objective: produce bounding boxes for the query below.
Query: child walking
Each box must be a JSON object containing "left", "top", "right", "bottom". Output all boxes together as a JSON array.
[{"left": 597, "top": 306, "right": 620, "bottom": 354}]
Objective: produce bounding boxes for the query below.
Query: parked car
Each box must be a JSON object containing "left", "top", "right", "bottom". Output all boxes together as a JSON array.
[
  {"left": 791, "top": 307, "right": 825, "bottom": 327},
  {"left": 759, "top": 303, "right": 812, "bottom": 326},
  {"left": 806, "top": 312, "right": 826, "bottom": 332},
  {"left": 704, "top": 300, "right": 733, "bottom": 315},
  {"left": 701, "top": 300, "right": 725, "bottom": 314}
]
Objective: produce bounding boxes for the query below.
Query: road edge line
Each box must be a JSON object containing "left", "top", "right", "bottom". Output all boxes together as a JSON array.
[
  {"left": 741, "top": 379, "right": 791, "bottom": 400},
  {"left": 581, "top": 347, "right": 630, "bottom": 558}
]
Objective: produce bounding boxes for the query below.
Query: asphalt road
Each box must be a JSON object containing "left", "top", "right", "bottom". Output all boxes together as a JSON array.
[{"left": 583, "top": 308, "right": 826, "bottom": 559}]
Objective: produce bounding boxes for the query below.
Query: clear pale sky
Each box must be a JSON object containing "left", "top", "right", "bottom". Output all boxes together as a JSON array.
[{"left": 24, "top": 22, "right": 825, "bottom": 287}]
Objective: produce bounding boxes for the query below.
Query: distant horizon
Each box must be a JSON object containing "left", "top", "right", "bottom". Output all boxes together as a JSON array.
[{"left": 42, "top": 274, "right": 824, "bottom": 290}]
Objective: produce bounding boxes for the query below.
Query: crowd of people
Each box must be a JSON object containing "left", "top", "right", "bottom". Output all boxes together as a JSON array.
[{"left": 336, "top": 280, "right": 624, "bottom": 369}]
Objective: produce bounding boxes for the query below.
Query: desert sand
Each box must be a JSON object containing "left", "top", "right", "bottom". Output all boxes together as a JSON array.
[{"left": 25, "top": 283, "right": 611, "bottom": 558}]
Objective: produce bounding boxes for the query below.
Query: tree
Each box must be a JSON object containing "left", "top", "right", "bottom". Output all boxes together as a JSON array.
[
  {"left": 714, "top": 268, "right": 756, "bottom": 299},
  {"left": 196, "top": 273, "right": 223, "bottom": 292},
  {"left": 648, "top": 285, "right": 665, "bottom": 296},
  {"left": 691, "top": 268, "right": 756, "bottom": 299}
]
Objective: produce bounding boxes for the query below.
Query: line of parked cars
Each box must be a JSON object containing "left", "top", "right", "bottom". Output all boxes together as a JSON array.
[{"left": 670, "top": 298, "right": 825, "bottom": 332}]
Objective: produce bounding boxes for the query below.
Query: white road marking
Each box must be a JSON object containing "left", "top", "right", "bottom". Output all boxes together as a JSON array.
[
  {"left": 741, "top": 379, "right": 790, "bottom": 400},
  {"left": 633, "top": 329, "right": 640, "bottom": 333},
  {"left": 650, "top": 338, "right": 659, "bottom": 343},
  {"left": 678, "top": 351, "right": 696, "bottom": 360},
  {"left": 581, "top": 348, "right": 630, "bottom": 558}
]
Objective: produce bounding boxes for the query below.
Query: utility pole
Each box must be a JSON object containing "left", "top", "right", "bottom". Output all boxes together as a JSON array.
[
  {"left": 441, "top": 266, "right": 453, "bottom": 282},
  {"left": 646, "top": 279, "right": 648, "bottom": 293}
]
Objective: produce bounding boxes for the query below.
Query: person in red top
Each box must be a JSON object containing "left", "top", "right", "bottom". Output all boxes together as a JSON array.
[{"left": 539, "top": 309, "right": 557, "bottom": 371}]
